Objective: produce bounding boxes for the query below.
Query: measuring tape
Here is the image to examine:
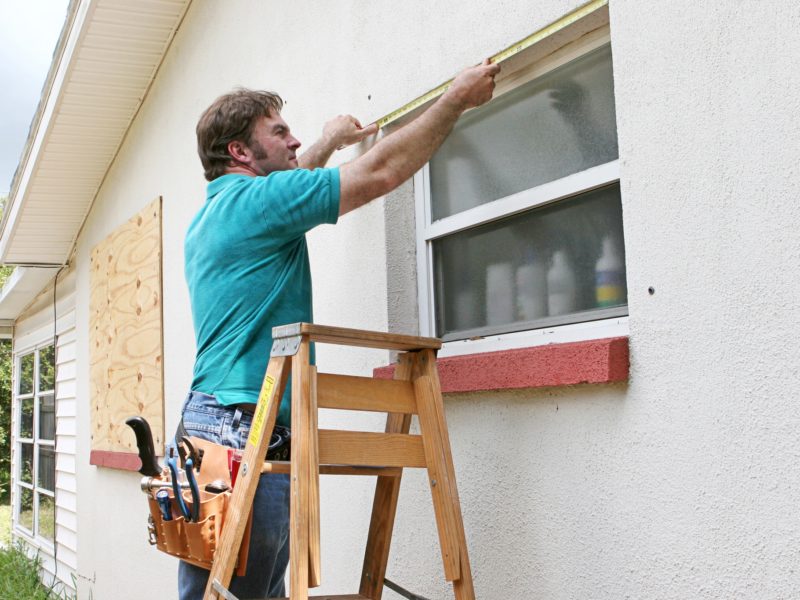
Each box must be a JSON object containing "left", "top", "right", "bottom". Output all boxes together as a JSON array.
[{"left": 375, "top": 0, "right": 608, "bottom": 128}]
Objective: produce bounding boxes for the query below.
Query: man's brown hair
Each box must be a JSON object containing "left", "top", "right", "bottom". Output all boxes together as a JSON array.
[{"left": 196, "top": 88, "right": 284, "bottom": 181}]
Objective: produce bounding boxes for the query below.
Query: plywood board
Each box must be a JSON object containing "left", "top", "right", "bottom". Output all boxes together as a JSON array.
[{"left": 90, "top": 198, "right": 164, "bottom": 457}]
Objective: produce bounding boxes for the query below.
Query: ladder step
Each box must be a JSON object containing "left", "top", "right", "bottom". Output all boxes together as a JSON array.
[
  {"left": 319, "top": 429, "right": 426, "bottom": 468},
  {"left": 270, "top": 596, "right": 368, "bottom": 600},
  {"left": 262, "top": 461, "right": 402, "bottom": 477},
  {"left": 317, "top": 373, "right": 417, "bottom": 414},
  {"left": 273, "top": 322, "right": 441, "bottom": 351}
]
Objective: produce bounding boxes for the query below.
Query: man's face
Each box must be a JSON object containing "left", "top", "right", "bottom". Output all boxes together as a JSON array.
[{"left": 245, "top": 114, "right": 301, "bottom": 175}]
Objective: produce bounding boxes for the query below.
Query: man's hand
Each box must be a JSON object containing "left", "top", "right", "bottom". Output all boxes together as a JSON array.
[
  {"left": 443, "top": 59, "right": 501, "bottom": 111},
  {"left": 323, "top": 115, "right": 379, "bottom": 150},
  {"left": 299, "top": 114, "right": 378, "bottom": 170},
  {"left": 339, "top": 58, "right": 499, "bottom": 215}
]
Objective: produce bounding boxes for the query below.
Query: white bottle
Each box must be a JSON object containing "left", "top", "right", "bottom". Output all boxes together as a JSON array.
[
  {"left": 486, "top": 262, "right": 514, "bottom": 326},
  {"left": 547, "top": 250, "right": 577, "bottom": 316},
  {"left": 595, "top": 235, "right": 625, "bottom": 307},
  {"left": 516, "top": 250, "right": 547, "bottom": 321},
  {"left": 454, "top": 288, "right": 479, "bottom": 331}
]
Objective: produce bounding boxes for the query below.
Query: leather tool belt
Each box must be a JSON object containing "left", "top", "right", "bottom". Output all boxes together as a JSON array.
[{"left": 145, "top": 437, "right": 253, "bottom": 576}]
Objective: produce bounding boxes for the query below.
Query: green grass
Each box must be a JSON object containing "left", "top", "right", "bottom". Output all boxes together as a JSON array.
[
  {"left": 0, "top": 504, "right": 77, "bottom": 599},
  {"left": 0, "top": 543, "right": 70, "bottom": 599},
  {"left": 0, "top": 504, "right": 9, "bottom": 547}
]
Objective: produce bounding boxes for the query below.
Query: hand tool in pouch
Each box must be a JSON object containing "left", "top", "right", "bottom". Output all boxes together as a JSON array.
[
  {"left": 125, "top": 416, "right": 162, "bottom": 477},
  {"left": 167, "top": 455, "right": 192, "bottom": 521}
]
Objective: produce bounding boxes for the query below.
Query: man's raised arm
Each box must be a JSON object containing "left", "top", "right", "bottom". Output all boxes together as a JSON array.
[
  {"left": 298, "top": 115, "right": 378, "bottom": 170},
  {"left": 339, "top": 59, "right": 500, "bottom": 215}
]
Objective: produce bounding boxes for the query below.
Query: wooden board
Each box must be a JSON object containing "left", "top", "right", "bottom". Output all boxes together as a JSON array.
[
  {"left": 272, "top": 322, "right": 441, "bottom": 351},
  {"left": 318, "top": 430, "right": 426, "bottom": 469},
  {"left": 89, "top": 198, "right": 164, "bottom": 456},
  {"left": 316, "top": 373, "right": 417, "bottom": 414}
]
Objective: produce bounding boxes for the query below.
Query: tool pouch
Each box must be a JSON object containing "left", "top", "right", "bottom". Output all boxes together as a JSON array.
[{"left": 145, "top": 438, "right": 253, "bottom": 576}]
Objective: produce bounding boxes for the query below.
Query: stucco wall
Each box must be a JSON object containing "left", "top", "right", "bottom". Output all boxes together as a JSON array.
[{"left": 61, "top": 1, "right": 800, "bottom": 599}]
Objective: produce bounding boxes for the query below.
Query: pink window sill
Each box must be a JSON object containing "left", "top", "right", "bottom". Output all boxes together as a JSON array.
[
  {"left": 90, "top": 450, "right": 146, "bottom": 472},
  {"left": 374, "top": 336, "right": 629, "bottom": 393}
]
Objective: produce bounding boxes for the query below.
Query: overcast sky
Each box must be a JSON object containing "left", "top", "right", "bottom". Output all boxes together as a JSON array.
[{"left": 0, "top": 0, "right": 70, "bottom": 196}]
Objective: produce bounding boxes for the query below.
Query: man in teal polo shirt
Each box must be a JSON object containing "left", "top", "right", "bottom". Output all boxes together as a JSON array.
[{"left": 179, "top": 59, "right": 499, "bottom": 599}]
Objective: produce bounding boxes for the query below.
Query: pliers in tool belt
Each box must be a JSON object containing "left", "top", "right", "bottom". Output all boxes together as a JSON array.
[
  {"left": 166, "top": 456, "right": 191, "bottom": 521},
  {"left": 184, "top": 457, "right": 201, "bottom": 522},
  {"left": 177, "top": 436, "right": 203, "bottom": 472}
]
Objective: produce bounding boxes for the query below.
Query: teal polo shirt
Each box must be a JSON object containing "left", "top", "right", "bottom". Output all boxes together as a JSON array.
[{"left": 185, "top": 168, "right": 340, "bottom": 427}]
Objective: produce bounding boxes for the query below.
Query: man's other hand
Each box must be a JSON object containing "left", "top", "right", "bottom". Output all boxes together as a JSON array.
[
  {"left": 323, "top": 115, "right": 379, "bottom": 150},
  {"left": 444, "top": 59, "right": 501, "bottom": 111}
]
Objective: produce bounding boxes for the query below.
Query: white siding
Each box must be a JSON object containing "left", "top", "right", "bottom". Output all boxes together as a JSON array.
[
  {"left": 11, "top": 301, "right": 78, "bottom": 594},
  {"left": 54, "top": 321, "right": 78, "bottom": 580}
]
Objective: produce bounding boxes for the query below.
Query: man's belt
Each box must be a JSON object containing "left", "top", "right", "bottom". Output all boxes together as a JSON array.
[
  {"left": 176, "top": 405, "right": 290, "bottom": 462},
  {"left": 231, "top": 405, "right": 291, "bottom": 462}
]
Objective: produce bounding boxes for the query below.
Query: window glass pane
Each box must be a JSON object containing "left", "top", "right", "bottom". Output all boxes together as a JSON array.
[
  {"left": 19, "top": 442, "right": 33, "bottom": 484},
  {"left": 38, "top": 446, "right": 55, "bottom": 492},
  {"left": 39, "top": 394, "right": 55, "bottom": 441},
  {"left": 19, "top": 353, "right": 34, "bottom": 395},
  {"left": 429, "top": 44, "right": 618, "bottom": 220},
  {"left": 17, "top": 487, "right": 33, "bottom": 532},
  {"left": 38, "top": 345, "right": 55, "bottom": 392},
  {"left": 37, "top": 494, "right": 55, "bottom": 542},
  {"left": 19, "top": 398, "right": 34, "bottom": 438},
  {"left": 433, "top": 184, "right": 626, "bottom": 338}
]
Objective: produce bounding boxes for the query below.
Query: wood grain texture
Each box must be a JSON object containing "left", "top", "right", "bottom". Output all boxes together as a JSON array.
[
  {"left": 261, "top": 463, "right": 402, "bottom": 477},
  {"left": 89, "top": 198, "right": 164, "bottom": 455},
  {"left": 308, "top": 366, "right": 321, "bottom": 588},
  {"left": 272, "top": 322, "right": 441, "bottom": 351},
  {"left": 359, "top": 352, "right": 415, "bottom": 599},
  {"left": 317, "top": 430, "right": 426, "bottom": 469},
  {"left": 418, "top": 349, "right": 475, "bottom": 599},
  {"left": 317, "top": 373, "right": 417, "bottom": 414},
  {"left": 270, "top": 594, "right": 369, "bottom": 600},
  {"left": 415, "top": 373, "right": 460, "bottom": 581},
  {"left": 290, "top": 340, "right": 311, "bottom": 599},
  {"left": 204, "top": 355, "right": 290, "bottom": 599}
]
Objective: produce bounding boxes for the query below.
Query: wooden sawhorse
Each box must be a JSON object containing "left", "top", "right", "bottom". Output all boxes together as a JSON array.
[{"left": 205, "top": 323, "right": 474, "bottom": 600}]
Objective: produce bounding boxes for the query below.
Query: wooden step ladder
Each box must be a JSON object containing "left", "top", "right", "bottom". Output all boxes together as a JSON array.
[{"left": 205, "top": 323, "right": 474, "bottom": 600}]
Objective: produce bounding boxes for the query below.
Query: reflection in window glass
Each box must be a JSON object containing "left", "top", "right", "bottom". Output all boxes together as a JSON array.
[
  {"left": 38, "top": 446, "right": 55, "bottom": 492},
  {"left": 20, "top": 442, "right": 33, "bottom": 484},
  {"left": 38, "top": 494, "right": 55, "bottom": 542},
  {"left": 14, "top": 344, "right": 60, "bottom": 543},
  {"left": 38, "top": 345, "right": 55, "bottom": 392},
  {"left": 434, "top": 184, "right": 626, "bottom": 339},
  {"left": 19, "top": 353, "right": 34, "bottom": 395},
  {"left": 39, "top": 394, "right": 55, "bottom": 441},
  {"left": 430, "top": 44, "right": 618, "bottom": 220},
  {"left": 20, "top": 398, "right": 34, "bottom": 439},
  {"left": 18, "top": 487, "right": 33, "bottom": 532}
]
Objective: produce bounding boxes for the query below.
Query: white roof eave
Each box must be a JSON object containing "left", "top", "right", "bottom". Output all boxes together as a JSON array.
[
  {"left": 0, "top": 0, "right": 192, "bottom": 268},
  {"left": 0, "top": 267, "right": 62, "bottom": 321}
]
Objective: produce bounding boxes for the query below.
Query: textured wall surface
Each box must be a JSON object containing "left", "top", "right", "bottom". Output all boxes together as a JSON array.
[{"left": 58, "top": 1, "right": 800, "bottom": 598}]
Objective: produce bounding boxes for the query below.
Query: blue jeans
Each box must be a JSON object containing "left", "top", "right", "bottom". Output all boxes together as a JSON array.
[{"left": 174, "top": 391, "right": 290, "bottom": 600}]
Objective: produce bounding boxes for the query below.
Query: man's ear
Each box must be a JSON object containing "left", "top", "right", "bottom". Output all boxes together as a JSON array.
[{"left": 227, "top": 140, "right": 250, "bottom": 162}]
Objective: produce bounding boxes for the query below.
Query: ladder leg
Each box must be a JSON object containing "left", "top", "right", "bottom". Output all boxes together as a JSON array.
[
  {"left": 415, "top": 373, "right": 461, "bottom": 582},
  {"left": 204, "top": 355, "right": 290, "bottom": 600},
  {"left": 289, "top": 340, "right": 312, "bottom": 599},
  {"left": 308, "top": 365, "right": 321, "bottom": 588},
  {"left": 417, "top": 349, "right": 474, "bottom": 600},
  {"left": 359, "top": 352, "right": 415, "bottom": 600}
]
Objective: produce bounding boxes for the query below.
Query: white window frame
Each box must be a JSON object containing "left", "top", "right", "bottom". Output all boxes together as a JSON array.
[
  {"left": 414, "top": 28, "right": 628, "bottom": 358},
  {"left": 13, "top": 340, "right": 56, "bottom": 549}
]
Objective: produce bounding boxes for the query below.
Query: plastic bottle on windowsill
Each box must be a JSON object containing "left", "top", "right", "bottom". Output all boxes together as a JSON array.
[
  {"left": 595, "top": 235, "right": 625, "bottom": 308},
  {"left": 516, "top": 250, "right": 547, "bottom": 321},
  {"left": 547, "top": 250, "right": 577, "bottom": 316},
  {"left": 486, "top": 262, "right": 514, "bottom": 326}
]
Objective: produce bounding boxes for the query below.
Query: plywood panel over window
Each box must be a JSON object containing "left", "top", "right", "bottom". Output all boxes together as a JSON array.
[{"left": 89, "top": 198, "right": 163, "bottom": 459}]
